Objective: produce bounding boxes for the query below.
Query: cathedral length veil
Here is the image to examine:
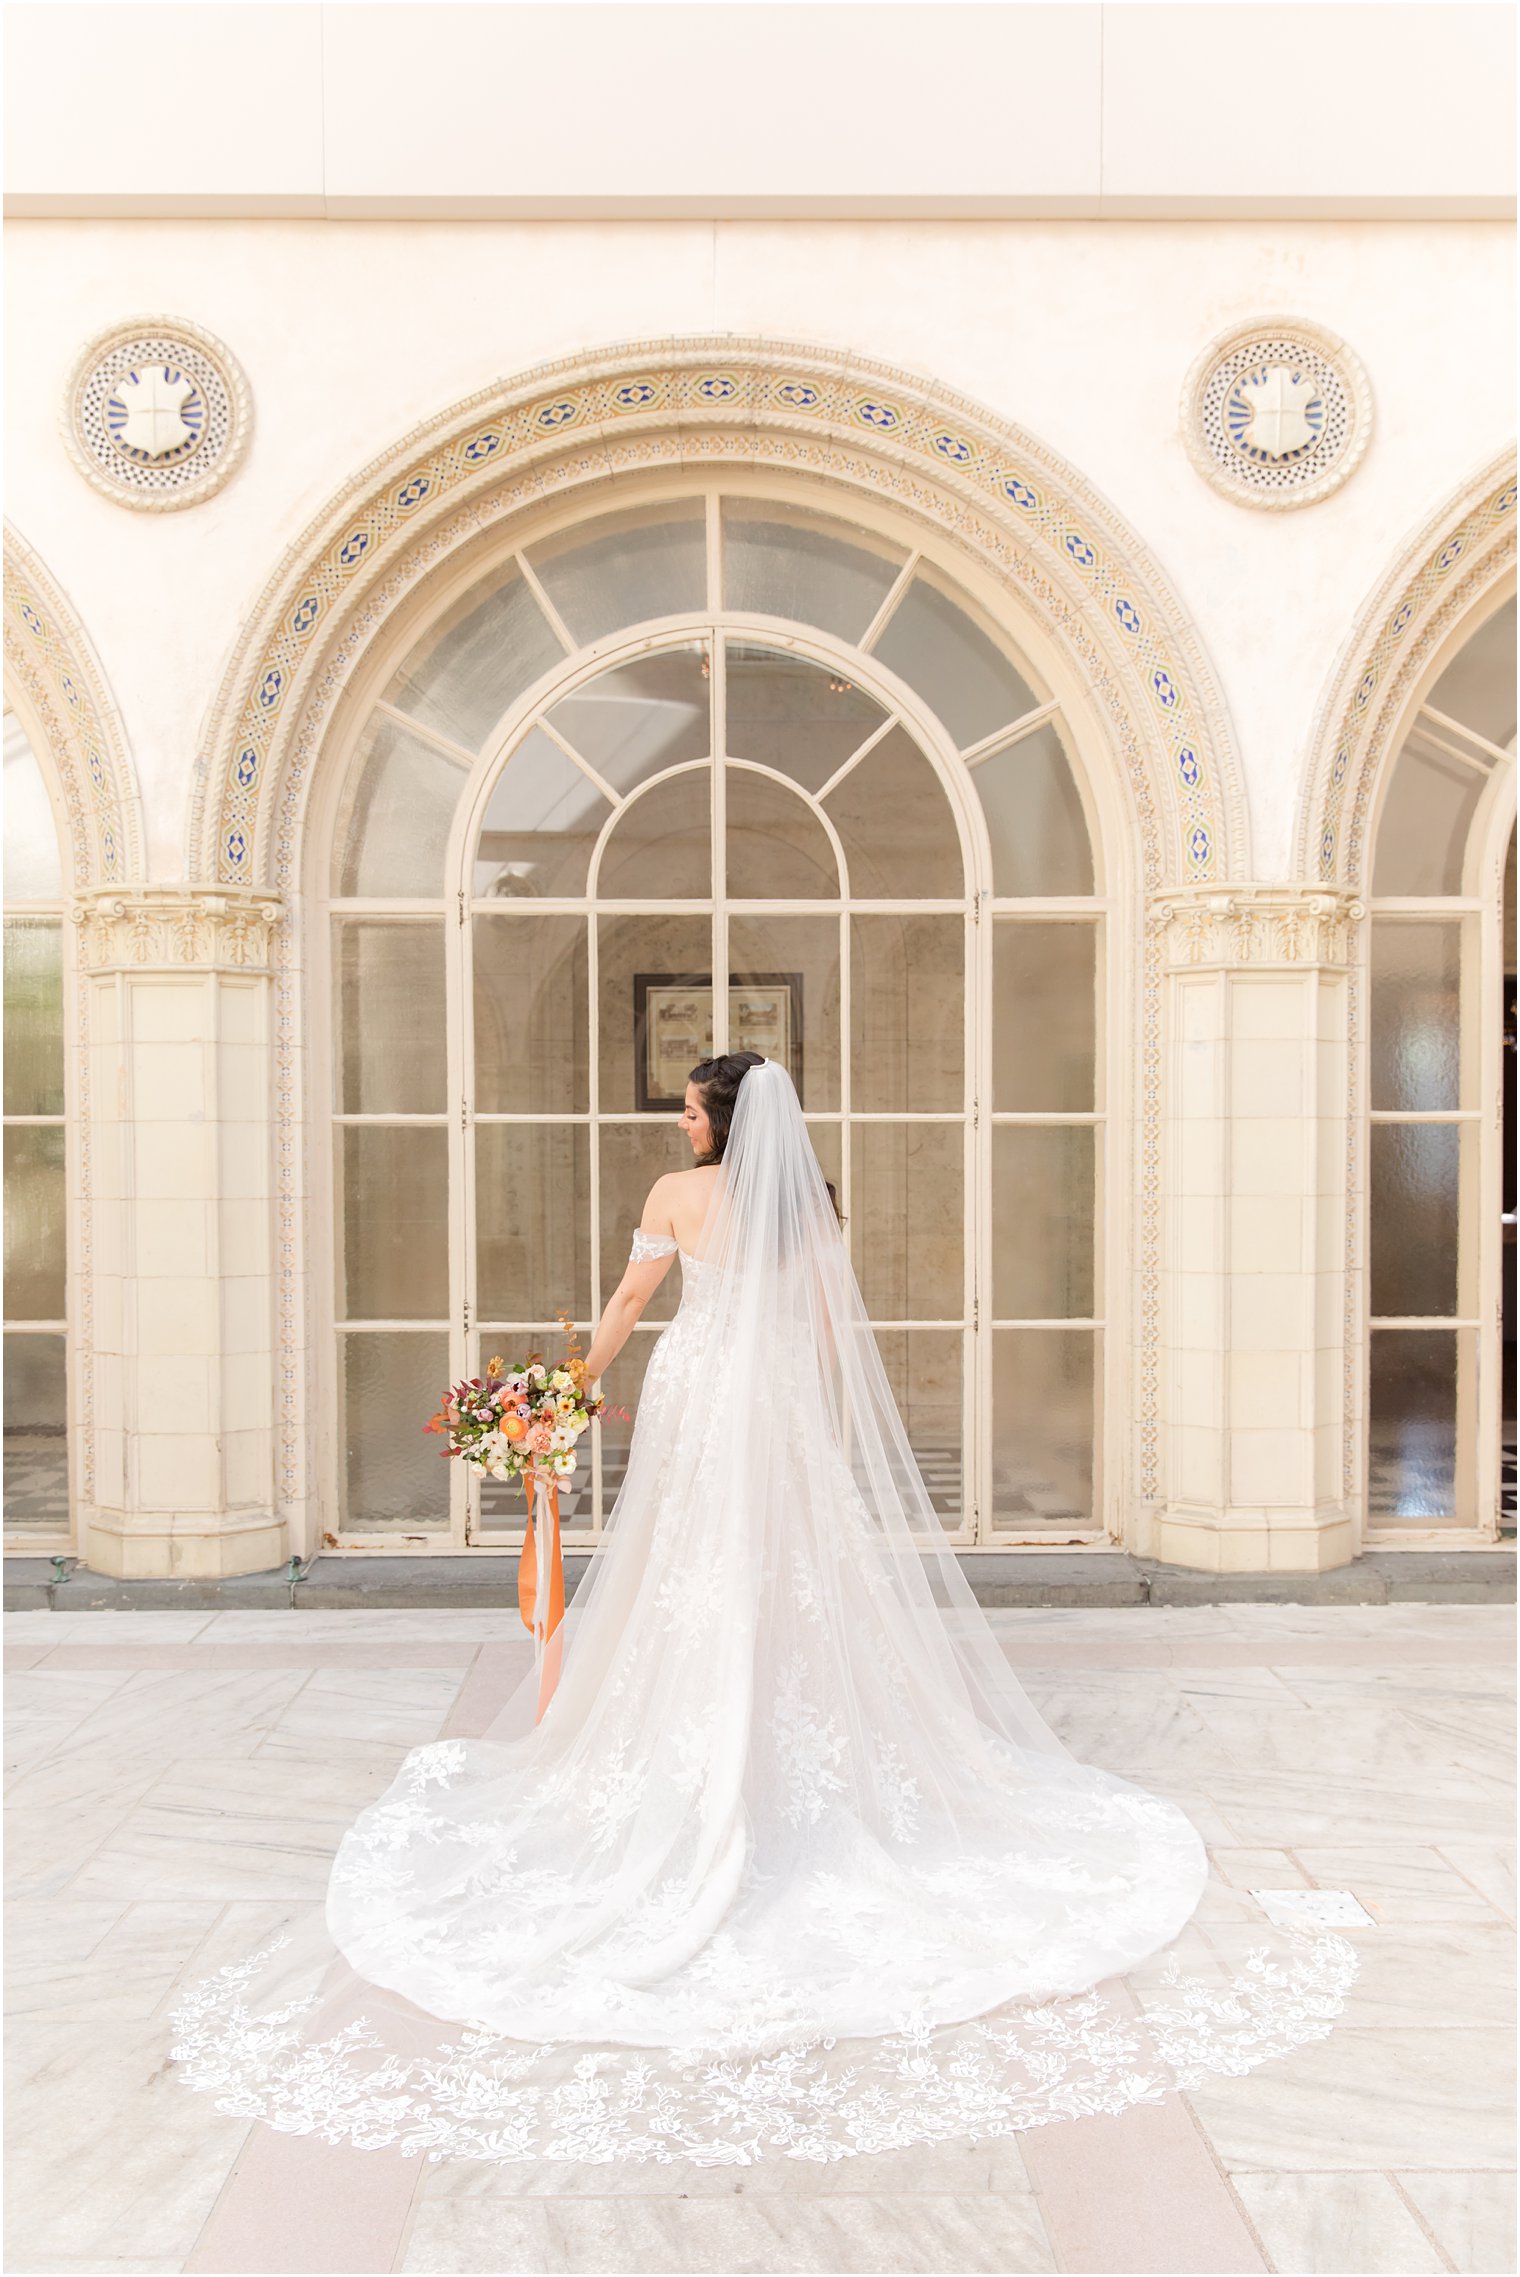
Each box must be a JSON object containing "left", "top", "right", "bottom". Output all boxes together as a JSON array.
[{"left": 170, "top": 1061, "right": 1356, "bottom": 2163}]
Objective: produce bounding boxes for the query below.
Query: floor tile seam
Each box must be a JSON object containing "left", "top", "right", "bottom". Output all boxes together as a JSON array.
[{"left": 1432, "top": 1844, "right": 1519, "bottom": 1923}]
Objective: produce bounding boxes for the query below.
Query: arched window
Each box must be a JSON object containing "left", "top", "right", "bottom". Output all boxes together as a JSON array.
[
  {"left": 321, "top": 488, "right": 1105, "bottom": 1550},
  {"left": 1367, "top": 593, "right": 1516, "bottom": 1534},
  {"left": 3, "top": 704, "right": 70, "bottom": 1542}
]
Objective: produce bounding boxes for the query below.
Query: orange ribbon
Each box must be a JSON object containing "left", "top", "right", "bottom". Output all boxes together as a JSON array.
[{"left": 518, "top": 1466, "right": 565, "bottom": 1723}]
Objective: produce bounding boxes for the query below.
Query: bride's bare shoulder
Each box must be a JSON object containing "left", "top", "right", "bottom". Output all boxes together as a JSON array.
[{"left": 640, "top": 1165, "right": 718, "bottom": 1227}]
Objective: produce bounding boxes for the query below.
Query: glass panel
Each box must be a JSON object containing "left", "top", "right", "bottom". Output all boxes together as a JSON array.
[
  {"left": 1370, "top": 918, "right": 1462, "bottom": 1113},
  {"left": 386, "top": 564, "right": 564, "bottom": 752},
  {"left": 597, "top": 769, "right": 711, "bottom": 899},
  {"left": 4, "top": 921, "right": 64, "bottom": 1117},
  {"left": 728, "top": 914, "right": 840, "bottom": 1110},
  {"left": 474, "top": 915, "right": 588, "bottom": 1114},
  {"left": 473, "top": 728, "right": 610, "bottom": 898},
  {"left": 4, "top": 1126, "right": 65, "bottom": 1320},
  {"left": 335, "top": 920, "right": 445, "bottom": 1113},
  {"left": 1425, "top": 597, "right": 1517, "bottom": 751},
  {"left": 850, "top": 1122, "right": 962, "bottom": 1321},
  {"left": 807, "top": 1119, "right": 843, "bottom": 1226},
  {"left": 343, "top": 1331, "right": 450, "bottom": 1530},
  {"left": 598, "top": 1123, "right": 690, "bottom": 1325},
  {"left": 720, "top": 502, "right": 903, "bottom": 641},
  {"left": 477, "top": 1124, "right": 591, "bottom": 1320},
  {"left": 850, "top": 915, "right": 963, "bottom": 1111},
  {"left": 992, "top": 1329, "right": 1096, "bottom": 1528},
  {"left": 334, "top": 713, "right": 465, "bottom": 897},
  {"left": 3, "top": 1333, "right": 68, "bottom": 1530},
  {"left": 724, "top": 643, "right": 887, "bottom": 794},
  {"left": 1368, "top": 1329, "right": 1463, "bottom": 1521},
  {"left": 549, "top": 645, "right": 712, "bottom": 797},
  {"left": 338, "top": 1126, "right": 448, "bottom": 1319},
  {"left": 974, "top": 721, "right": 1094, "bottom": 897},
  {"left": 3, "top": 714, "right": 63, "bottom": 900},
  {"left": 994, "top": 921, "right": 1097, "bottom": 1110},
  {"left": 725, "top": 767, "right": 838, "bottom": 898},
  {"left": 527, "top": 503, "right": 706, "bottom": 644},
  {"left": 1370, "top": 1123, "right": 1463, "bottom": 1317},
  {"left": 823, "top": 727, "right": 962, "bottom": 898},
  {"left": 871, "top": 565, "right": 1040, "bottom": 750},
  {"left": 873, "top": 1330, "right": 963, "bottom": 1526},
  {"left": 993, "top": 1125, "right": 1096, "bottom": 1318},
  {"left": 1373, "top": 724, "right": 1486, "bottom": 897},
  {"left": 597, "top": 913, "right": 713, "bottom": 1113}
]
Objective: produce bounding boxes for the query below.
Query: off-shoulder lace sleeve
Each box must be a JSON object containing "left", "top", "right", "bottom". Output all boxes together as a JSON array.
[{"left": 629, "top": 1228, "right": 679, "bottom": 1263}]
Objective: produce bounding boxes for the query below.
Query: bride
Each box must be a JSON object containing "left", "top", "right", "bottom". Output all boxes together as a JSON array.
[{"left": 172, "top": 1052, "right": 1356, "bottom": 2163}]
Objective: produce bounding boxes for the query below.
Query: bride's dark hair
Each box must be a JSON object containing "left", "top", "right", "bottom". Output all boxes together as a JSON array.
[{"left": 688, "top": 1052, "right": 844, "bottom": 1224}]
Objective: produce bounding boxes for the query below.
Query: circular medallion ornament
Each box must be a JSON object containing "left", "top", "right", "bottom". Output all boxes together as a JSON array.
[
  {"left": 62, "top": 316, "right": 251, "bottom": 511},
  {"left": 1182, "top": 317, "right": 1371, "bottom": 510}
]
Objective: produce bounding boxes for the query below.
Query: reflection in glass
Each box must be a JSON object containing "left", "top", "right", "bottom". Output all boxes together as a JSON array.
[
  {"left": 386, "top": 566, "right": 564, "bottom": 752},
  {"left": 3, "top": 715, "right": 63, "bottom": 901},
  {"left": 973, "top": 721, "right": 1094, "bottom": 897},
  {"left": 721, "top": 503, "right": 903, "bottom": 641},
  {"left": 473, "top": 729, "right": 610, "bottom": 898},
  {"left": 339, "top": 1126, "right": 448, "bottom": 1319},
  {"left": 475, "top": 916, "right": 588, "bottom": 1114},
  {"left": 873, "top": 1330, "right": 962, "bottom": 1525},
  {"left": 850, "top": 1122, "right": 962, "bottom": 1322},
  {"left": 1370, "top": 1123, "right": 1463, "bottom": 1318},
  {"left": 1424, "top": 597, "right": 1517, "bottom": 750},
  {"left": 992, "top": 1330, "right": 1096, "bottom": 1527},
  {"left": 872, "top": 566, "right": 1039, "bottom": 750},
  {"left": 823, "top": 728, "right": 962, "bottom": 898},
  {"left": 1368, "top": 1329, "right": 1461, "bottom": 1520},
  {"left": 598, "top": 1123, "right": 690, "bottom": 1325},
  {"left": 994, "top": 921, "right": 1096, "bottom": 1110},
  {"left": 549, "top": 646, "right": 711, "bottom": 796},
  {"left": 728, "top": 913, "right": 840, "bottom": 1111},
  {"left": 1373, "top": 725, "right": 1487, "bottom": 897},
  {"left": 343, "top": 1331, "right": 450, "bottom": 1529},
  {"left": 334, "top": 714, "right": 465, "bottom": 897},
  {"left": 3, "top": 1332, "right": 68, "bottom": 1529},
  {"left": 4, "top": 1126, "right": 65, "bottom": 1320},
  {"left": 335, "top": 921, "right": 445, "bottom": 1113},
  {"left": 478, "top": 1124, "right": 591, "bottom": 1321},
  {"left": 597, "top": 913, "right": 713, "bottom": 1112},
  {"left": 992, "top": 1125, "right": 1096, "bottom": 1318},
  {"left": 4, "top": 922, "right": 64, "bottom": 1118},
  {"left": 850, "top": 915, "right": 963, "bottom": 1111},
  {"left": 724, "top": 644, "right": 886, "bottom": 793},
  {"left": 1370, "top": 919, "right": 1462, "bottom": 1113},
  {"left": 528, "top": 504, "right": 706, "bottom": 645},
  {"left": 726, "top": 767, "right": 838, "bottom": 898},
  {"left": 597, "top": 769, "right": 712, "bottom": 899}
]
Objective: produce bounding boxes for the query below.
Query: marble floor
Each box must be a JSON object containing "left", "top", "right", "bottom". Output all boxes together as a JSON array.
[{"left": 3, "top": 1604, "right": 1514, "bottom": 2277}]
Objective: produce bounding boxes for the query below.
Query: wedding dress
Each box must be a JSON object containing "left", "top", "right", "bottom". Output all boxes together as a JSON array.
[{"left": 170, "top": 1061, "right": 1356, "bottom": 2164}]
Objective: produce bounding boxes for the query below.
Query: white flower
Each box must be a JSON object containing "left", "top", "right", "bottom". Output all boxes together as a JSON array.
[
  {"left": 549, "top": 1368, "right": 573, "bottom": 1390},
  {"left": 529, "top": 1363, "right": 547, "bottom": 1384},
  {"left": 550, "top": 1450, "right": 576, "bottom": 1476}
]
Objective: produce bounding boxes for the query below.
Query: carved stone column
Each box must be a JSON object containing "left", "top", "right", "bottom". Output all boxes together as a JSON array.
[
  {"left": 73, "top": 886, "right": 285, "bottom": 1579},
  {"left": 1145, "top": 887, "right": 1364, "bottom": 1573}
]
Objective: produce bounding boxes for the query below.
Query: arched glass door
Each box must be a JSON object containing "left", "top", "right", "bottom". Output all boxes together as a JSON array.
[{"left": 324, "top": 490, "right": 1104, "bottom": 1549}]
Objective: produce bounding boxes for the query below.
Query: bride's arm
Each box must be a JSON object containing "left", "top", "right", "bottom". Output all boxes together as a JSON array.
[{"left": 582, "top": 1181, "right": 679, "bottom": 1382}]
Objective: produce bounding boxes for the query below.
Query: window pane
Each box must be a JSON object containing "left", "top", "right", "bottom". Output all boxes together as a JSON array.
[
  {"left": 3, "top": 715, "right": 63, "bottom": 900},
  {"left": 4, "top": 1332, "right": 68, "bottom": 1529},
  {"left": 871, "top": 566, "right": 1040, "bottom": 750},
  {"left": 993, "top": 921, "right": 1097, "bottom": 1110},
  {"left": 335, "top": 920, "right": 445, "bottom": 1113},
  {"left": 724, "top": 642, "right": 887, "bottom": 794},
  {"left": 728, "top": 913, "right": 840, "bottom": 1111},
  {"left": 4, "top": 921, "right": 64, "bottom": 1117},
  {"left": 992, "top": 1329, "right": 1096, "bottom": 1528},
  {"left": 726, "top": 766, "right": 838, "bottom": 898},
  {"left": 1369, "top": 1329, "right": 1462, "bottom": 1521},
  {"left": 386, "top": 565, "right": 564, "bottom": 752},
  {"left": 4, "top": 1126, "right": 65, "bottom": 1320},
  {"left": 873, "top": 1329, "right": 963, "bottom": 1526},
  {"left": 478, "top": 1124, "right": 591, "bottom": 1320},
  {"left": 1370, "top": 1123, "right": 1464, "bottom": 1318},
  {"left": 597, "top": 769, "right": 711, "bottom": 899},
  {"left": 974, "top": 721, "right": 1094, "bottom": 897},
  {"left": 850, "top": 1122, "right": 962, "bottom": 1321},
  {"left": 1373, "top": 724, "right": 1487, "bottom": 897},
  {"left": 339, "top": 1126, "right": 448, "bottom": 1319},
  {"left": 720, "top": 503, "right": 903, "bottom": 641},
  {"left": 824, "top": 728, "right": 962, "bottom": 898},
  {"left": 1370, "top": 918, "right": 1462, "bottom": 1113},
  {"left": 1425, "top": 597, "right": 1516, "bottom": 751},
  {"left": 598, "top": 1122, "right": 689, "bottom": 1325},
  {"left": 850, "top": 914, "right": 963, "bottom": 1111},
  {"left": 474, "top": 729, "right": 610, "bottom": 898},
  {"left": 343, "top": 1331, "right": 450, "bottom": 1530},
  {"left": 334, "top": 714, "right": 465, "bottom": 897},
  {"left": 474, "top": 915, "right": 588, "bottom": 1114},
  {"left": 597, "top": 913, "right": 713, "bottom": 1112},
  {"left": 549, "top": 645, "right": 712, "bottom": 797},
  {"left": 527, "top": 503, "right": 706, "bottom": 644},
  {"left": 993, "top": 1125, "right": 1096, "bottom": 1318}
]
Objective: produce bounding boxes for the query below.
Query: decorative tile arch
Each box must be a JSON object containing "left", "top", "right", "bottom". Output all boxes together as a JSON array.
[{"left": 188, "top": 339, "right": 1246, "bottom": 891}]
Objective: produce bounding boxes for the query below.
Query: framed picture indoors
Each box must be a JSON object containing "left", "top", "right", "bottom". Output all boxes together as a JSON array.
[{"left": 633, "top": 973, "right": 803, "bottom": 1111}]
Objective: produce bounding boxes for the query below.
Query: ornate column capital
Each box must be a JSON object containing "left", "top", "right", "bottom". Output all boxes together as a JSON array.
[
  {"left": 1146, "top": 884, "right": 1365, "bottom": 972},
  {"left": 71, "top": 884, "right": 284, "bottom": 974}
]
